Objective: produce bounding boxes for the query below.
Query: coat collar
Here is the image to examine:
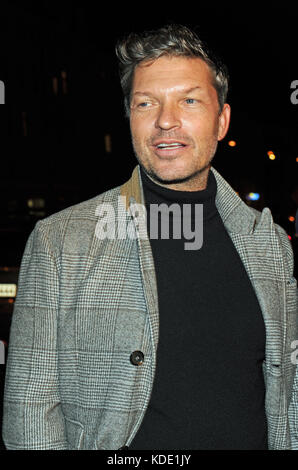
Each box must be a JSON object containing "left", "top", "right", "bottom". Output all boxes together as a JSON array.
[{"left": 120, "top": 164, "right": 257, "bottom": 235}]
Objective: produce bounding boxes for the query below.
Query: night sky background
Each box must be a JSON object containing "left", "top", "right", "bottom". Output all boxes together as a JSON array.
[{"left": 0, "top": 1, "right": 298, "bottom": 450}]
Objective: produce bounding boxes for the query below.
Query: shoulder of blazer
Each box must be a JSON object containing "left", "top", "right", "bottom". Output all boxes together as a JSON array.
[{"left": 29, "top": 184, "right": 123, "bottom": 255}]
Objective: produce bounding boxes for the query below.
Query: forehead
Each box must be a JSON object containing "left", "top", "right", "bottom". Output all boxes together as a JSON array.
[{"left": 132, "top": 55, "right": 215, "bottom": 94}]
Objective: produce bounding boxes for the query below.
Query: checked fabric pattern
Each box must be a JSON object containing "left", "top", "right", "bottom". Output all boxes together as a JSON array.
[{"left": 2, "top": 165, "right": 298, "bottom": 449}]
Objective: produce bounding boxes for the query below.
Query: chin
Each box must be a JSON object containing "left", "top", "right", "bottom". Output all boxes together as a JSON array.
[
  {"left": 149, "top": 159, "right": 211, "bottom": 186},
  {"left": 149, "top": 167, "right": 195, "bottom": 185}
]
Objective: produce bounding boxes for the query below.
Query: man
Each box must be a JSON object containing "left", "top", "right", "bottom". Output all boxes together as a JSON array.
[{"left": 2, "top": 24, "right": 298, "bottom": 450}]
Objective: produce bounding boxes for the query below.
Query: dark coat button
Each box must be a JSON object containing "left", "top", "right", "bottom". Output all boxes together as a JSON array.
[{"left": 130, "top": 350, "right": 144, "bottom": 366}]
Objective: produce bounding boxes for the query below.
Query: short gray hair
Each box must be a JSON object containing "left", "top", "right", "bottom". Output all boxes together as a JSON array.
[{"left": 115, "top": 24, "right": 229, "bottom": 118}]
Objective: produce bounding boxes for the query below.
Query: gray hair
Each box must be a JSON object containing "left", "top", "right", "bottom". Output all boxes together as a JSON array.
[{"left": 115, "top": 24, "right": 229, "bottom": 118}]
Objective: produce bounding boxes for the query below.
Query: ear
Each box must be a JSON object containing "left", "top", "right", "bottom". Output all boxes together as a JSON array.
[{"left": 217, "top": 103, "right": 231, "bottom": 141}]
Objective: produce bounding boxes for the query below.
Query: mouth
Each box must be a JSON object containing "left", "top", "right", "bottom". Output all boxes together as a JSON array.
[{"left": 151, "top": 140, "right": 189, "bottom": 157}]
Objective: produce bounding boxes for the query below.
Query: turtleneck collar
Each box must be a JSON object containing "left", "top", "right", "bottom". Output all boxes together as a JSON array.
[{"left": 140, "top": 165, "right": 218, "bottom": 221}]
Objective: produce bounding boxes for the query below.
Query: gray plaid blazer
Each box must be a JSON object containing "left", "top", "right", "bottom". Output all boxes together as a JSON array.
[{"left": 2, "top": 165, "right": 298, "bottom": 450}]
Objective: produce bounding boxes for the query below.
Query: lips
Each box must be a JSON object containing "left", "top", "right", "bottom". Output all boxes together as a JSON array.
[
  {"left": 152, "top": 139, "right": 187, "bottom": 149},
  {"left": 150, "top": 139, "right": 189, "bottom": 158}
]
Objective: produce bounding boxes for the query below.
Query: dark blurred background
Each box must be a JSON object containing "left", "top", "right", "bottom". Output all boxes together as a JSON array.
[{"left": 0, "top": 1, "right": 297, "bottom": 450}]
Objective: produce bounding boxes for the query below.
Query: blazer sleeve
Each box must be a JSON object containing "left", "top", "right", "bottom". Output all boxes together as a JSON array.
[{"left": 2, "top": 220, "right": 67, "bottom": 449}]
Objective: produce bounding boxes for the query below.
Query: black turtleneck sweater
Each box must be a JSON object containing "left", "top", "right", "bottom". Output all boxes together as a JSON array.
[{"left": 129, "top": 167, "right": 267, "bottom": 450}]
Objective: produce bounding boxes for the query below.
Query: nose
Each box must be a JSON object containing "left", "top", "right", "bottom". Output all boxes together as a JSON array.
[{"left": 155, "top": 102, "right": 181, "bottom": 131}]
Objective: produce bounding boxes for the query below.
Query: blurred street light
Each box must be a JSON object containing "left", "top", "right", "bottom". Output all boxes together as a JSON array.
[
  {"left": 267, "top": 150, "right": 276, "bottom": 160},
  {"left": 246, "top": 192, "right": 260, "bottom": 201}
]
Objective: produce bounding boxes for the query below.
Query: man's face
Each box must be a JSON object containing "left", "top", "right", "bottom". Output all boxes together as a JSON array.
[{"left": 129, "top": 55, "right": 231, "bottom": 190}]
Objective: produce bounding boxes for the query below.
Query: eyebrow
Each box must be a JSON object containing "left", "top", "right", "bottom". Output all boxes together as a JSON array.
[{"left": 133, "top": 86, "right": 202, "bottom": 97}]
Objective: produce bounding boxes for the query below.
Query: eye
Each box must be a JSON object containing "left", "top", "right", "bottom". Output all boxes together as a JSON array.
[
  {"left": 185, "top": 98, "right": 197, "bottom": 104},
  {"left": 138, "top": 101, "right": 151, "bottom": 108}
]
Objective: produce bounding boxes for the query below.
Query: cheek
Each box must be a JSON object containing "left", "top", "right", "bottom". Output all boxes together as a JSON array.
[
  {"left": 183, "top": 116, "right": 218, "bottom": 140},
  {"left": 131, "top": 118, "right": 150, "bottom": 143}
]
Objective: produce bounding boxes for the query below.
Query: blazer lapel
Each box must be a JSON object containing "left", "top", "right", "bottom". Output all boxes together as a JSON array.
[{"left": 211, "top": 167, "right": 285, "bottom": 367}]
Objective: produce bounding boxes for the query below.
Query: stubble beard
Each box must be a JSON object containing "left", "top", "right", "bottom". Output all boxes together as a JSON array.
[{"left": 131, "top": 133, "right": 219, "bottom": 189}]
